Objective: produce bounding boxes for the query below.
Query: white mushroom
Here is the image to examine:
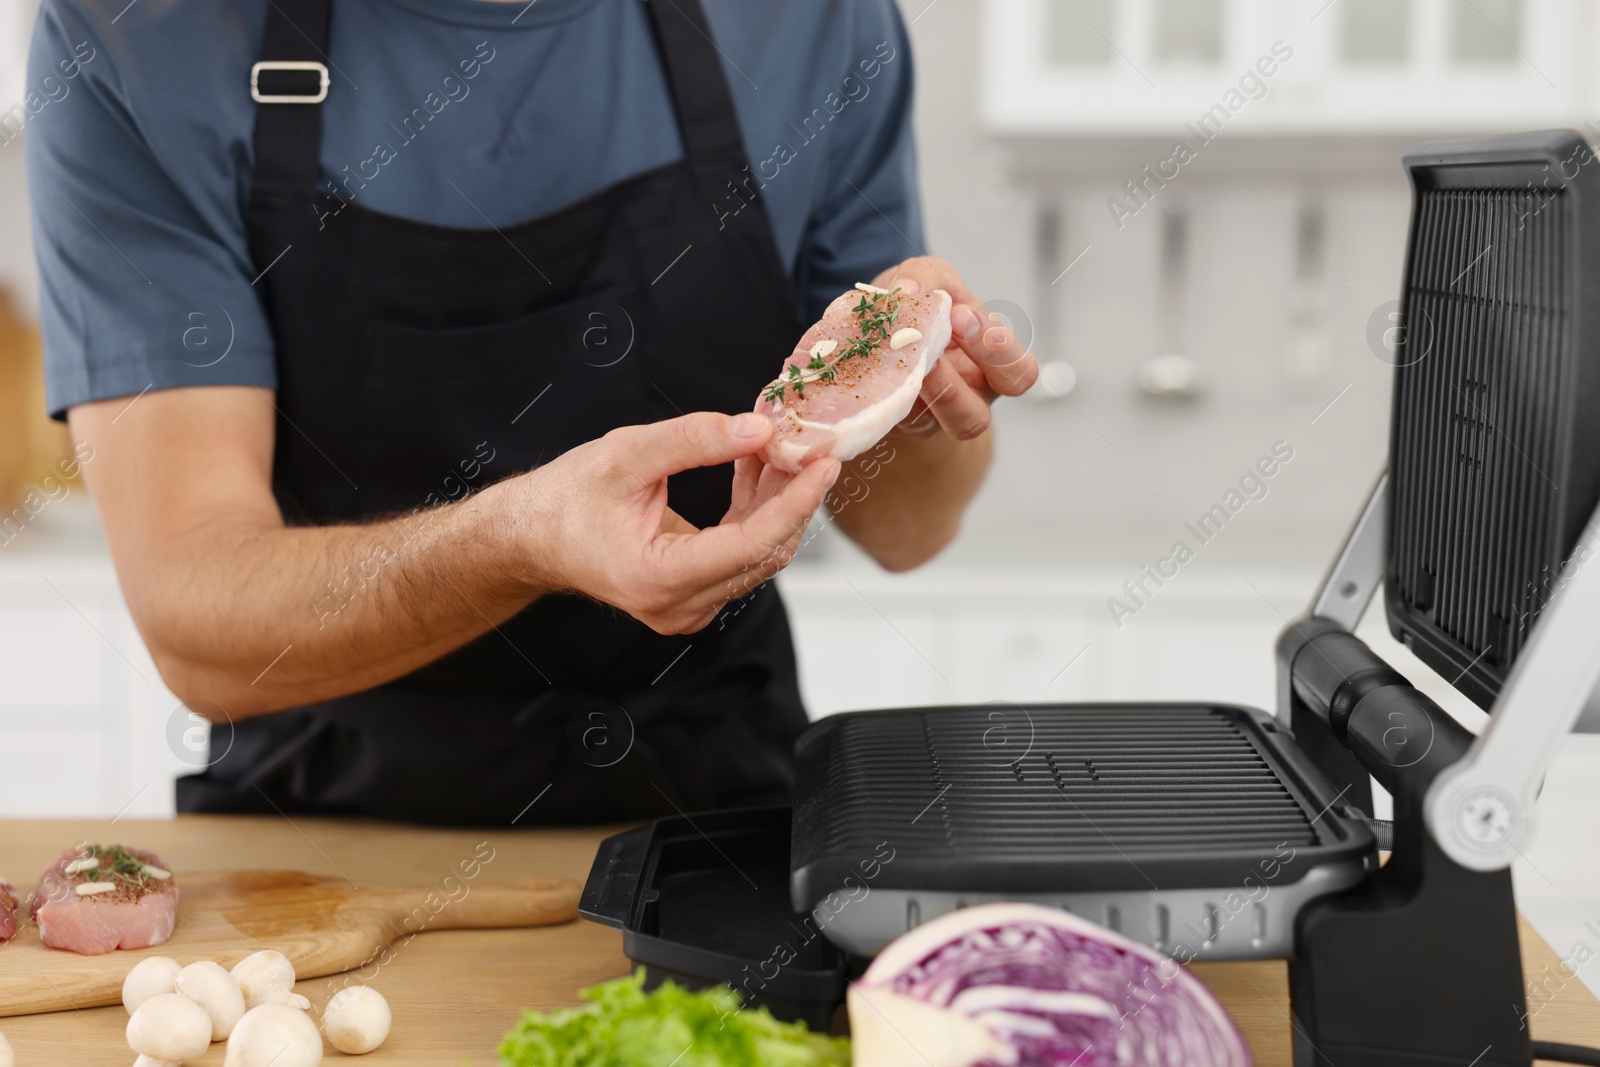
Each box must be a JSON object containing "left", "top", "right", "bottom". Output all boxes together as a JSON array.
[
  {"left": 126, "top": 992, "right": 213, "bottom": 1062},
  {"left": 122, "top": 956, "right": 182, "bottom": 1014},
  {"left": 176, "top": 960, "right": 247, "bottom": 1041},
  {"left": 322, "top": 986, "right": 391, "bottom": 1054},
  {"left": 224, "top": 1003, "right": 323, "bottom": 1067},
  {"left": 230, "top": 949, "right": 298, "bottom": 1010},
  {"left": 0, "top": 1030, "right": 13, "bottom": 1067},
  {"left": 270, "top": 991, "right": 312, "bottom": 1011}
]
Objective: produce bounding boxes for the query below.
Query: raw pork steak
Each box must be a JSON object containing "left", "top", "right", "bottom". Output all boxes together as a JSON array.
[
  {"left": 33, "top": 844, "right": 179, "bottom": 954},
  {"left": 755, "top": 283, "right": 952, "bottom": 473},
  {"left": 0, "top": 876, "right": 17, "bottom": 941}
]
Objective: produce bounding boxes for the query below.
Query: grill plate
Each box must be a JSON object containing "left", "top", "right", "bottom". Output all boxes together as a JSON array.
[
  {"left": 1387, "top": 131, "right": 1600, "bottom": 707},
  {"left": 791, "top": 704, "right": 1370, "bottom": 901}
]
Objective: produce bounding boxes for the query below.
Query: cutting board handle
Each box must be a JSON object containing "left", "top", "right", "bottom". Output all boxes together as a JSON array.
[{"left": 376, "top": 877, "right": 580, "bottom": 932}]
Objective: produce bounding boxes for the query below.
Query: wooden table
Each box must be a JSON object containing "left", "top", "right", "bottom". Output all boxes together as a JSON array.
[{"left": 0, "top": 817, "right": 1595, "bottom": 1064}]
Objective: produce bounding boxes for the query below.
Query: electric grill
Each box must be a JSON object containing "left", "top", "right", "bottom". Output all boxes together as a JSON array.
[{"left": 583, "top": 130, "right": 1600, "bottom": 1067}]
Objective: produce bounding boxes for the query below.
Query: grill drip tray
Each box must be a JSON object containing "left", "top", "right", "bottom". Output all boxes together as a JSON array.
[{"left": 790, "top": 703, "right": 1376, "bottom": 960}]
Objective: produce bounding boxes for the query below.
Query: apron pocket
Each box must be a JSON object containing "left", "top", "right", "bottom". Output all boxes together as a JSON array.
[{"left": 356, "top": 289, "right": 641, "bottom": 506}]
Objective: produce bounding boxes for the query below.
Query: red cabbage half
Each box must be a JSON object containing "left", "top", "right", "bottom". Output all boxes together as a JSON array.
[{"left": 848, "top": 902, "right": 1251, "bottom": 1067}]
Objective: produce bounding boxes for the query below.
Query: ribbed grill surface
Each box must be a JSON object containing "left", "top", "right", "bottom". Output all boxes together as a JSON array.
[
  {"left": 798, "top": 707, "right": 1315, "bottom": 858},
  {"left": 1391, "top": 188, "right": 1571, "bottom": 673}
]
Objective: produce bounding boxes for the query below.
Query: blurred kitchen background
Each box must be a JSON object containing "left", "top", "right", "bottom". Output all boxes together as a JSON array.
[{"left": 0, "top": 0, "right": 1597, "bottom": 979}]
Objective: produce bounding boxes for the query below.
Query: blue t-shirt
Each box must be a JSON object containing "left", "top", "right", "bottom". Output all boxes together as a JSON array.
[{"left": 26, "top": 0, "right": 923, "bottom": 418}]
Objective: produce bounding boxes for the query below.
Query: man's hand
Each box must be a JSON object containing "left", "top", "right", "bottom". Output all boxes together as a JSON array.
[
  {"left": 510, "top": 411, "right": 839, "bottom": 635},
  {"left": 827, "top": 256, "right": 1037, "bottom": 572},
  {"left": 72, "top": 386, "right": 833, "bottom": 719},
  {"left": 871, "top": 255, "right": 1040, "bottom": 440}
]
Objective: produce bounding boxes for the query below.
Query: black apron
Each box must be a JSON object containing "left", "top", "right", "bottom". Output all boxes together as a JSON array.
[{"left": 176, "top": 0, "right": 810, "bottom": 824}]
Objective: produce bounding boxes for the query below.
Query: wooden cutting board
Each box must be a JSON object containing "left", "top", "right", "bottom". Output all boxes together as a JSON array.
[{"left": 0, "top": 869, "right": 579, "bottom": 1018}]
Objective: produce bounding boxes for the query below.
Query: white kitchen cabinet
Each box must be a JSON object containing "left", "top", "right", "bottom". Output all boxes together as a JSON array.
[
  {"left": 952, "top": 612, "right": 1101, "bottom": 704},
  {"left": 776, "top": 563, "right": 1313, "bottom": 717},
  {"left": 1098, "top": 603, "right": 1282, "bottom": 707}
]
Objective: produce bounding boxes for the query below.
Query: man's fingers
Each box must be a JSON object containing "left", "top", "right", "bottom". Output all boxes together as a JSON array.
[
  {"left": 666, "top": 456, "right": 838, "bottom": 592},
  {"left": 728, "top": 454, "right": 762, "bottom": 516},
  {"left": 727, "top": 455, "right": 796, "bottom": 522},
  {"left": 879, "top": 256, "right": 1039, "bottom": 398},
  {"left": 692, "top": 487, "right": 820, "bottom": 618},
  {"left": 941, "top": 346, "right": 997, "bottom": 398},
  {"left": 689, "top": 520, "right": 808, "bottom": 621},
  {"left": 721, "top": 455, "right": 837, "bottom": 565},
  {"left": 897, "top": 351, "right": 990, "bottom": 437},
  {"left": 949, "top": 304, "right": 1039, "bottom": 396},
  {"left": 919, "top": 358, "right": 992, "bottom": 441},
  {"left": 752, "top": 459, "right": 797, "bottom": 509},
  {"left": 607, "top": 411, "right": 773, "bottom": 487}
]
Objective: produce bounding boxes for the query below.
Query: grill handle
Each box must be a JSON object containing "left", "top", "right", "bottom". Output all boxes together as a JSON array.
[{"left": 1283, "top": 622, "right": 1475, "bottom": 798}]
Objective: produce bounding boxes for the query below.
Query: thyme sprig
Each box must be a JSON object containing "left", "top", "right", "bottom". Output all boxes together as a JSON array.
[
  {"left": 763, "top": 286, "right": 903, "bottom": 405},
  {"left": 74, "top": 843, "right": 154, "bottom": 889}
]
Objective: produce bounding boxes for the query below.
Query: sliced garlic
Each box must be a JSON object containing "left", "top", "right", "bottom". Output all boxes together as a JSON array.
[
  {"left": 76, "top": 881, "right": 117, "bottom": 896},
  {"left": 810, "top": 339, "right": 838, "bottom": 360},
  {"left": 889, "top": 327, "right": 923, "bottom": 350},
  {"left": 854, "top": 282, "right": 890, "bottom": 295},
  {"left": 63, "top": 857, "right": 100, "bottom": 876},
  {"left": 141, "top": 864, "right": 172, "bottom": 881},
  {"left": 0, "top": 875, "right": 9, "bottom": 886}
]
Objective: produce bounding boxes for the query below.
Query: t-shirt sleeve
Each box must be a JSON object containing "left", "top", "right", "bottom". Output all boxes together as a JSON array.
[
  {"left": 27, "top": 0, "right": 276, "bottom": 420},
  {"left": 796, "top": 0, "right": 925, "bottom": 322}
]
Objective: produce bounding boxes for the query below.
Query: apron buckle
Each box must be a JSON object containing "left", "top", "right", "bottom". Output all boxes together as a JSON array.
[{"left": 251, "top": 61, "right": 330, "bottom": 104}]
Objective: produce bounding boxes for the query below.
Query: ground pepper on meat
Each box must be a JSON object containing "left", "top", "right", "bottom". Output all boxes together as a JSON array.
[{"left": 64, "top": 844, "right": 168, "bottom": 905}]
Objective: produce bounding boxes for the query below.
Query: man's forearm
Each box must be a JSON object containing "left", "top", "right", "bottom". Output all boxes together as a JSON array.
[
  {"left": 830, "top": 427, "right": 992, "bottom": 571},
  {"left": 78, "top": 388, "right": 832, "bottom": 722},
  {"left": 139, "top": 477, "right": 546, "bottom": 720}
]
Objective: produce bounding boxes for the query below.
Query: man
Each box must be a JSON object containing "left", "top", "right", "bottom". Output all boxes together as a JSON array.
[{"left": 28, "top": 0, "right": 1036, "bottom": 823}]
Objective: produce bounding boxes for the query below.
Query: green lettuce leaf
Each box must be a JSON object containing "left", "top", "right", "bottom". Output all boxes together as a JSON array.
[{"left": 497, "top": 970, "right": 850, "bottom": 1067}]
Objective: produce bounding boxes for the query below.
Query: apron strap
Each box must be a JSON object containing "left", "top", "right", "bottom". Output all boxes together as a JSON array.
[
  {"left": 249, "top": 0, "right": 744, "bottom": 187},
  {"left": 642, "top": 0, "right": 747, "bottom": 165},
  {"left": 249, "top": 0, "right": 333, "bottom": 197}
]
